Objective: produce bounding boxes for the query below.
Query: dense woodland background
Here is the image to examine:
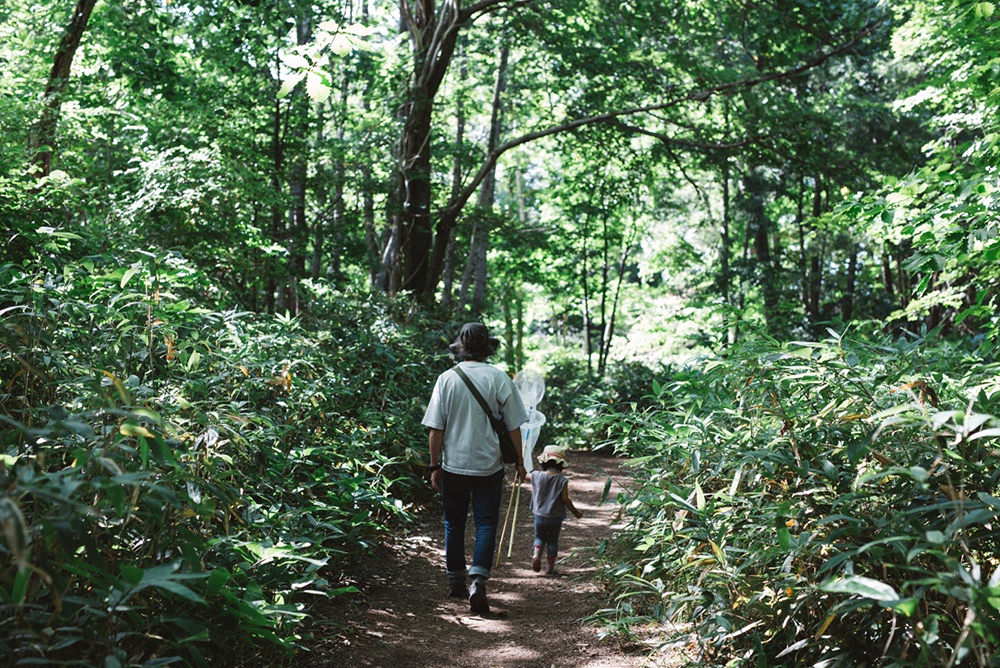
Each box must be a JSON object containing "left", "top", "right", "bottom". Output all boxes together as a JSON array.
[{"left": 1, "top": 0, "right": 998, "bottom": 666}]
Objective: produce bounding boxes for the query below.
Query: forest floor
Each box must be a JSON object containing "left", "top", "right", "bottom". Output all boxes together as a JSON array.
[{"left": 303, "top": 451, "right": 688, "bottom": 668}]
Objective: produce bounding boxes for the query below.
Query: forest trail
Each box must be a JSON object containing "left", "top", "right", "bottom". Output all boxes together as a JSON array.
[{"left": 306, "top": 451, "right": 660, "bottom": 668}]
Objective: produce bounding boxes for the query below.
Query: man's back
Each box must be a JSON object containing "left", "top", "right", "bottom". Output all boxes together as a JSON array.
[{"left": 422, "top": 361, "right": 527, "bottom": 476}]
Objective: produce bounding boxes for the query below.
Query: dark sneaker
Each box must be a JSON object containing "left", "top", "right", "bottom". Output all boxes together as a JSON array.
[
  {"left": 469, "top": 578, "right": 489, "bottom": 614},
  {"left": 447, "top": 578, "right": 467, "bottom": 598}
]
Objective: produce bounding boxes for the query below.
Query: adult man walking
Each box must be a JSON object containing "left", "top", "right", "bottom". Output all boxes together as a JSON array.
[{"left": 422, "top": 322, "right": 528, "bottom": 614}]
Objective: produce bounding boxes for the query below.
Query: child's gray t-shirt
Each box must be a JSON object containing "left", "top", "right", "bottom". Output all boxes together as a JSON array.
[{"left": 531, "top": 471, "right": 568, "bottom": 518}]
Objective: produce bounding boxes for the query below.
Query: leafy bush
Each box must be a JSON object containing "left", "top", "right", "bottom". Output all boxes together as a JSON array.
[
  {"left": 0, "top": 250, "right": 440, "bottom": 667},
  {"left": 594, "top": 329, "right": 1000, "bottom": 667},
  {"left": 539, "top": 354, "right": 671, "bottom": 451}
]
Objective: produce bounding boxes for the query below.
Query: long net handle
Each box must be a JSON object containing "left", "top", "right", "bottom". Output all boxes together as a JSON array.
[
  {"left": 506, "top": 483, "right": 521, "bottom": 558},
  {"left": 495, "top": 479, "right": 517, "bottom": 566}
]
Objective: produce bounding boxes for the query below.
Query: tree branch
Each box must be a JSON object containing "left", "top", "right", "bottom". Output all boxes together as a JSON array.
[
  {"left": 441, "top": 19, "right": 882, "bottom": 222},
  {"left": 425, "top": 10, "right": 462, "bottom": 95},
  {"left": 612, "top": 119, "right": 781, "bottom": 151},
  {"left": 421, "top": 19, "right": 884, "bottom": 296},
  {"left": 459, "top": 0, "right": 535, "bottom": 22}
]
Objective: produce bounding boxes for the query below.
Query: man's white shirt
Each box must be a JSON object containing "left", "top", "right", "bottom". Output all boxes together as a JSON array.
[{"left": 422, "top": 361, "right": 528, "bottom": 476}]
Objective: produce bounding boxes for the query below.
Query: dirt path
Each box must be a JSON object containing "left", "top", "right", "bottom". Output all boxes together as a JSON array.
[{"left": 306, "top": 451, "right": 651, "bottom": 668}]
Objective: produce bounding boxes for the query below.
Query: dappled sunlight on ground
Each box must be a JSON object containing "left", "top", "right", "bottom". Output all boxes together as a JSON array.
[{"left": 303, "top": 451, "right": 682, "bottom": 668}]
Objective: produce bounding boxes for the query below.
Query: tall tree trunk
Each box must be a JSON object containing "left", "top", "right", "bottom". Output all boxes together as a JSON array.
[
  {"left": 360, "top": 0, "right": 381, "bottom": 289},
  {"left": 745, "top": 168, "right": 779, "bottom": 330},
  {"left": 736, "top": 173, "right": 751, "bottom": 343},
  {"left": 457, "top": 219, "right": 478, "bottom": 312},
  {"left": 398, "top": 0, "right": 464, "bottom": 295},
  {"left": 808, "top": 254, "right": 822, "bottom": 323},
  {"left": 310, "top": 100, "right": 329, "bottom": 282},
  {"left": 882, "top": 248, "right": 895, "bottom": 300},
  {"left": 503, "top": 295, "right": 515, "bottom": 368},
  {"left": 598, "top": 208, "right": 611, "bottom": 357},
  {"left": 328, "top": 65, "right": 350, "bottom": 284},
  {"left": 896, "top": 240, "right": 911, "bottom": 309},
  {"left": 377, "top": 120, "right": 404, "bottom": 293},
  {"left": 806, "top": 175, "right": 823, "bottom": 323},
  {"left": 516, "top": 169, "right": 526, "bottom": 223},
  {"left": 721, "top": 157, "right": 734, "bottom": 346},
  {"left": 363, "top": 161, "right": 378, "bottom": 286},
  {"left": 927, "top": 271, "right": 942, "bottom": 330},
  {"left": 515, "top": 292, "right": 524, "bottom": 370},
  {"left": 285, "top": 13, "right": 312, "bottom": 314},
  {"left": 458, "top": 46, "right": 508, "bottom": 313},
  {"left": 30, "top": 0, "right": 98, "bottom": 178},
  {"left": 797, "top": 173, "right": 808, "bottom": 308},
  {"left": 441, "top": 45, "right": 467, "bottom": 309},
  {"left": 598, "top": 228, "right": 636, "bottom": 376},
  {"left": 267, "top": 98, "right": 284, "bottom": 313},
  {"left": 582, "top": 213, "right": 593, "bottom": 374},
  {"left": 470, "top": 233, "right": 488, "bottom": 310}
]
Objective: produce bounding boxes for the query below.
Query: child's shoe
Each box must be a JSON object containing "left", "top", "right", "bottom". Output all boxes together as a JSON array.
[
  {"left": 531, "top": 546, "right": 542, "bottom": 572},
  {"left": 545, "top": 556, "right": 556, "bottom": 575}
]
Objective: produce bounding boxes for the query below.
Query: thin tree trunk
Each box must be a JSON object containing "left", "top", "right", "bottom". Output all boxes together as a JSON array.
[
  {"left": 746, "top": 168, "right": 779, "bottom": 330},
  {"left": 458, "top": 45, "right": 508, "bottom": 313},
  {"left": 598, "top": 209, "right": 610, "bottom": 357},
  {"left": 807, "top": 175, "right": 823, "bottom": 323},
  {"left": 735, "top": 186, "right": 751, "bottom": 344},
  {"left": 503, "top": 295, "right": 515, "bottom": 368},
  {"left": 797, "top": 173, "right": 808, "bottom": 308},
  {"left": 581, "top": 210, "right": 593, "bottom": 373},
  {"left": 267, "top": 97, "right": 284, "bottom": 313},
  {"left": 927, "top": 271, "right": 942, "bottom": 330},
  {"left": 598, "top": 229, "right": 636, "bottom": 376},
  {"left": 516, "top": 169, "right": 526, "bottom": 223},
  {"left": 310, "top": 102, "right": 328, "bottom": 282},
  {"left": 896, "top": 241, "right": 910, "bottom": 308},
  {"left": 471, "top": 234, "right": 488, "bottom": 310},
  {"left": 327, "top": 63, "right": 351, "bottom": 284},
  {"left": 30, "top": 0, "right": 98, "bottom": 178},
  {"left": 515, "top": 292, "right": 524, "bottom": 369},
  {"left": 441, "top": 44, "right": 467, "bottom": 309},
  {"left": 286, "top": 14, "right": 312, "bottom": 313},
  {"left": 360, "top": 0, "right": 381, "bottom": 289},
  {"left": 721, "top": 157, "right": 733, "bottom": 346},
  {"left": 843, "top": 243, "right": 858, "bottom": 321},
  {"left": 882, "top": 249, "right": 895, "bottom": 300}
]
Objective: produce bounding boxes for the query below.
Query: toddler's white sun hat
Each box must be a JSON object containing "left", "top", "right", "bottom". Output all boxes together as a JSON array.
[{"left": 537, "top": 446, "right": 567, "bottom": 467}]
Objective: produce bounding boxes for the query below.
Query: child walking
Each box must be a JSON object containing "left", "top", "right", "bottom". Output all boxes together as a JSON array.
[{"left": 529, "top": 446, "right": 584, "bottom": 575}]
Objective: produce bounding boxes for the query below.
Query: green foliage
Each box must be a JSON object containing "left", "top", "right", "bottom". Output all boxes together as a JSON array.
[
  {"left": 538, "top": 353, "right": 669, "bottom": 451},
  {"left": 595, "top": 330, "right": 1000, "bottom": 666},
  {"left": 0, "top": 251, "right": 439, "bottom": 666},
  {"left": 837, "top": 0, "right": 1000, "bottom": 340}
]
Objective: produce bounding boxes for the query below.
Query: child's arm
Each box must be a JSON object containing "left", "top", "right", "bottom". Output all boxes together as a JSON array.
[{"left": 561, "top": 482, "right": 584, "bottom": 519}]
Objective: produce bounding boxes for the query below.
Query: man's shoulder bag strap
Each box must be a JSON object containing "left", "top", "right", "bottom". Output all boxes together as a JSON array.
[
  {"left": 452, "top": 366, "right": 495, "bottom": 419},
  {"left": 452, "top": 366, "right": 518, "bottom": 464}
]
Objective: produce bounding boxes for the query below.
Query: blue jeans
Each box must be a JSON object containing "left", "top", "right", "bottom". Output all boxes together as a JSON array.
[
  {"left": 533, "top": 515, "right": 563, "bottom": 557},
  {"left": 442, "top": 469, "right": 504, "bottom": 581}
]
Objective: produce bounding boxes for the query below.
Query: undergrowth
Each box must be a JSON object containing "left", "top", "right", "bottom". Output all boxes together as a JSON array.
[
  {"left": 594, "top": 327, "right": 1000, "bottom": 667},
  {"left": 0, "top": 249, "right": 449, "bottom": 667}
]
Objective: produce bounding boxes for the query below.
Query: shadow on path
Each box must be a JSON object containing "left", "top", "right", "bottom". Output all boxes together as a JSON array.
[{"left": 304, "top": 451, "right": 649, "bottom": 668}]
